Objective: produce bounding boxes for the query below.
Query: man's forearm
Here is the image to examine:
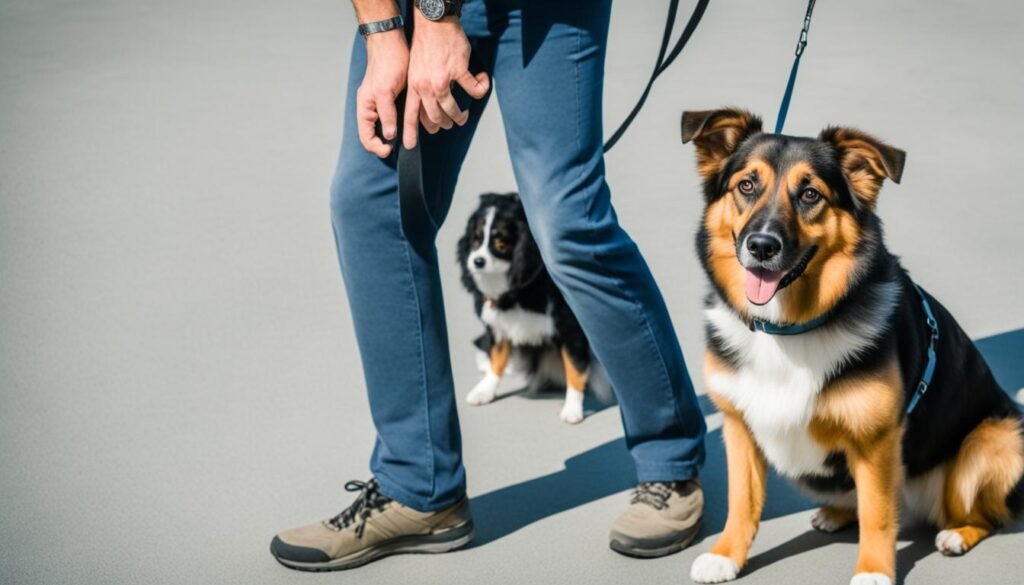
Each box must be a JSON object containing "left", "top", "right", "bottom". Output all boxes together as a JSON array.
[{"left": 351, "top": 0, "right": 400, "bottom": 24}]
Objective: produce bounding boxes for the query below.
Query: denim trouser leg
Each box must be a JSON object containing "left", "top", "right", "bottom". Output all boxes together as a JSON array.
[
  {"left": 330, "top": 21, "right": 494, "bottom": 511},
  {"left": 491, "top": 1, "right": 706, "bottom": 480},
  {"left": 331, "top": 0, "right": 705, "bottom": 512}
]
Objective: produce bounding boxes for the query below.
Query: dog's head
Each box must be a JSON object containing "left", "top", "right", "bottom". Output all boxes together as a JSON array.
[
  {"left": 682, "top": 108, "right": 905, "bottom": 323},
  {"left": 457, "top": 192, "right": 542, "bottom": 300}
]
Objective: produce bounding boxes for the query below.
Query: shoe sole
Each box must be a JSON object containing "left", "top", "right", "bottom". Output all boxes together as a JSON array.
[
  {"left": 608, "top": 519, "right": 702, "bottom": 559},
  {"left": 272, "top": 520, "right": 475, "bottom": 572}
]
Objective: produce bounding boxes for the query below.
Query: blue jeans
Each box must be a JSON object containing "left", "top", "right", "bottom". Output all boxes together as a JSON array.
[{"left": 330, "top": 0, "right": 706, "bottom": 511}]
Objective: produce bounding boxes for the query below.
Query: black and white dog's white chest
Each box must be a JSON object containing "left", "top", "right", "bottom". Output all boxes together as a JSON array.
[{"left": 479, "top": 301, "right": 556, "bottom": 346}]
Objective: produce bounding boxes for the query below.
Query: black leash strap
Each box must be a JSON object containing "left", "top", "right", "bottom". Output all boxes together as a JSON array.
[
  {"left": 774, "top": 0, "right": 816, "bottom": 133},
  {"left": 396, "top": 95, "right": 437, "bottom": 262},
  {"left": 396, "top": 0, "right": 438, "bottom": 262},
  {"left": 603, "top": 0, "right": 710, "bottom": 153}
]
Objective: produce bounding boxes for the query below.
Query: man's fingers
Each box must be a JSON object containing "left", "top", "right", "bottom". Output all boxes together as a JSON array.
[
  {"left": 375, "top": 90, "right": 399, "bottom": 141},
  {"left": 357, "top": 92, "right": 391, "bottom": 158},
  {"left": 421, "top": 97, "right": 453, "bottom": 131},
  {"left": 403, "top": 69, "right": 482, "bottom": 148},
  {"left": 438, "top": 92, "right": 468, "bottom": 126},
  {"left": 419, "top": 109, "right": 440, "bottom": 135},
  {"left": 455, "top": 70, "right": 490, "bottom": 100},
  {"left": 403, "top": 89, "right": 421, "bottom": 150}
]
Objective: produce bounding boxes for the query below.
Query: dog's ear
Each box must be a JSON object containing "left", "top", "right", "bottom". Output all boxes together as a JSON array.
[
  {"left": 507, "top": 219, "right": 543, "bottom": 290},
  {"left": 681, "top": 108, "right": 762, "bottom": 179},
  {"left": 819, "top": 126, "right": 905, "bottom": 208}
]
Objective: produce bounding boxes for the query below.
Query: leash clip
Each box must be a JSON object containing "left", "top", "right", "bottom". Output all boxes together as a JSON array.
[
  {"left": 794, "top": 0, "right": 816, "bottom": 56},
  {"left": 796, "top": 28, "right": 809, "bottom": 56}
]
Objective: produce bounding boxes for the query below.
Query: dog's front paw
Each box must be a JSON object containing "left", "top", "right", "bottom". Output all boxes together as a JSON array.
[
  {"left": 935, "top": 529, "right": 966, "bottom": 556},
  {"left": 849, "top": 573, "right": 892, "bottom": 585},
  {"left": 810, "top": 507, "right": 855, "bottom": 533},
  {"left": 690, "top": 553, "right": 739, "bottom": 583},
  {"left": 466, "top": 374, "right": 499, "bottom": 406},
  {"left": 559, "top": 388, "right": 584, "bottom": 424},
  {"left": 559, "top": 401, "right": 584, "bottom": 424}
]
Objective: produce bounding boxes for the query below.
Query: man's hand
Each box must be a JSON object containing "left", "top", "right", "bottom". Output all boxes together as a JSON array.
[
  {"left": 403, "top": 13, "right": 490, "bottom": 150},
  {"left": 357, "top": 29, "right": 409, "bottom": 158}
]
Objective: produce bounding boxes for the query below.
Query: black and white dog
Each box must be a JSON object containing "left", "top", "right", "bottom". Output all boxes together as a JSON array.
[{"left": 457, "top": 192, "right": 610, "bottom": 424}]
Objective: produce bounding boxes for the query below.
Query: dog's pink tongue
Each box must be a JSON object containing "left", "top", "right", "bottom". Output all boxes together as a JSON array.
[{"left": 745, "top": 268, "right": 783, "bottom": 305}]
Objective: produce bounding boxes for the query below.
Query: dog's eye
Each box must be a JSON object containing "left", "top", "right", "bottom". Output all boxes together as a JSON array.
[
  {"left": 800, "top": 188, "right": 822, "bottom": 204},
  {"left": 737, "top": 180, "right": 756, "bottom": 195}
]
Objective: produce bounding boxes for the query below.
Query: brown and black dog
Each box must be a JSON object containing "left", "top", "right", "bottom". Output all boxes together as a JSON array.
[{"left": 682, "top": 108, "right": 1024, "bottom": 585}]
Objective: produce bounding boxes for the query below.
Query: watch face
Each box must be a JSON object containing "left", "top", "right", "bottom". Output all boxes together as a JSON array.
[{"left": 419, "top": 0, "right": 446, "bottom": 20}]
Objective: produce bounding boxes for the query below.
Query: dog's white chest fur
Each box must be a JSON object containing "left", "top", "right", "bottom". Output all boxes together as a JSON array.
[
  {"left": 480, "top": 302, "right": 556, "bottom": 346},
  {"left": 704, "top": 288, "right": 897, "bottom": 478}
]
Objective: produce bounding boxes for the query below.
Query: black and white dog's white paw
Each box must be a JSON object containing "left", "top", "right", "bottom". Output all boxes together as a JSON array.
[
  {"left": 559, "top": 387, "right": 584, "bottom": 424},
  {"left": 466, "top": 372, "right": 500, "bottom": 406}
]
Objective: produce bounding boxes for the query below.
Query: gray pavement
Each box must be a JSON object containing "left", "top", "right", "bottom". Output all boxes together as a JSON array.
[{"left": 1, "top": 1, "right": 1023, "bottom": 584}]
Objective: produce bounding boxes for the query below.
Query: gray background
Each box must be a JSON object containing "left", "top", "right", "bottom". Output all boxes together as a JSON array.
[{"left": 1, "top": 1, "right": 1023, "bottom": 584}]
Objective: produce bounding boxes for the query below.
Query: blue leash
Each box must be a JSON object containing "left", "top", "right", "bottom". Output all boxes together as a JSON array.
[
  {"left": 775, "top": 0, "right": 817, "bottom": 133},
  {"left": 906, "top": 284, "right": 940, "bottom": 414},
  {"left": 765, "top": 2, "right": 941, "bottom": 413}
]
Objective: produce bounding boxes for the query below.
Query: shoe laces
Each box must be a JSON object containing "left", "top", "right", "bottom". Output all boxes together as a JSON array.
[
  {"left": 326, "top": 479, "right": 392, "bottom": 538},
  {"left": 630, "top": 481, "right": 679, "bottom": 511}
]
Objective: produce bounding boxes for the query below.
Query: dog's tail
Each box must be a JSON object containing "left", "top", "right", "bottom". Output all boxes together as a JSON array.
[
  {"left": 1007, "top": 407, "right": 1024, "bottom": 518},
  {"left": 1001, "top": 391, "right": 1024, "bottom": 517}
]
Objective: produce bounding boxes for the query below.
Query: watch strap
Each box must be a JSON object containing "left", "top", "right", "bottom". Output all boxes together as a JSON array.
[{"left": 358, "top": 15, "right": 405, "bottom": 37}]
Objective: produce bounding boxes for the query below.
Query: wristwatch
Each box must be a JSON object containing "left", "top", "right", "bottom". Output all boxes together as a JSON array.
[{"left": 414, "top": 0, "right": 463, "bottom": 21}]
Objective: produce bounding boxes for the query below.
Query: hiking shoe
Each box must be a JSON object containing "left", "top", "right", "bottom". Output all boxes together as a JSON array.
[
  {"left": 270, "top": 478, "right": 474, "bottom": 571},
  {"left": 608, "top": 479, "right": 703, "bottom": 558}
]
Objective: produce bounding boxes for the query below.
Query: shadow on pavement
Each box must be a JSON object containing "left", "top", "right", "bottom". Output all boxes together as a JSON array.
[
  {"left": 470, "top": 393, "right": 814, "bottom": 547},
  {"left": 741, "top": 523, "right": 935, "bottom": 585},
  {"left": 976, "top": 328, "right": 1024, "bottom": 398},
  {"left": 468, "top": 327, "right": 1024, "bottom": 578}
]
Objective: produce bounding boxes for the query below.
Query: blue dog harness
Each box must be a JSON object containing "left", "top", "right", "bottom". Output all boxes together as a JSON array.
[
  {"left": 750, "top": 283, "right": 940, "bottom": 415},
  {"left": 906, "top": 284, "right": 940, "bottom": 414}
]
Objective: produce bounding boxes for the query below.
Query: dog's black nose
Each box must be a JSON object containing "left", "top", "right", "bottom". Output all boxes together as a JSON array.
[
  {"left": 746, "top": 233, "right": 782, "bottom": 261},
  {"left": 473, "top": 257, "right": 486, "bottom": 268}
]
